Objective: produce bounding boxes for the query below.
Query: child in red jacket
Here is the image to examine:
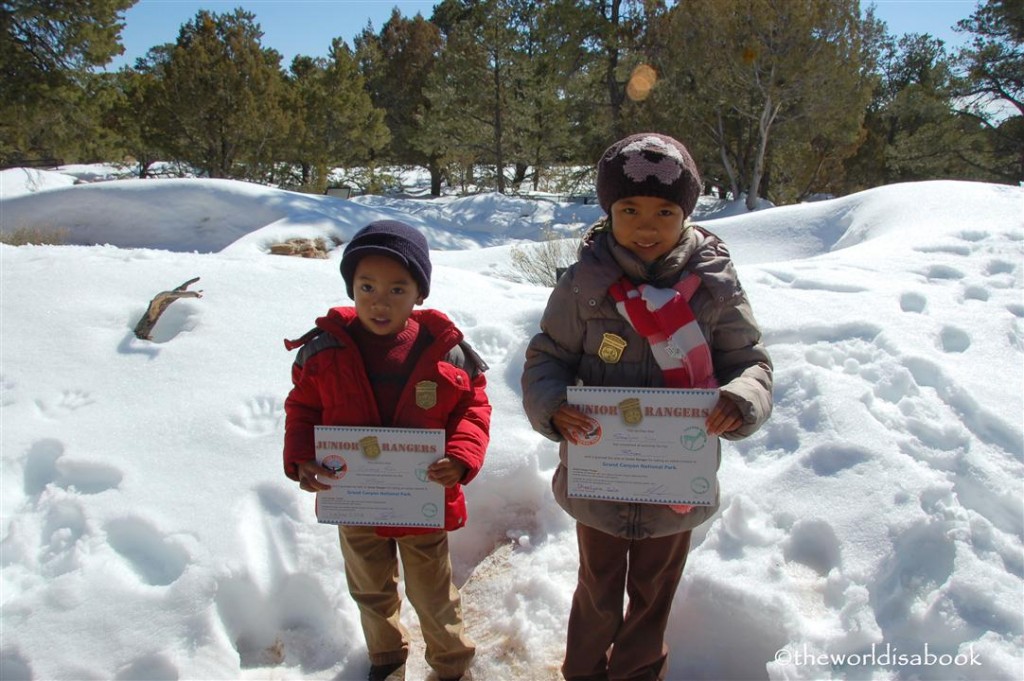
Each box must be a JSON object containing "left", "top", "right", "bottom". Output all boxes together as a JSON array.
[{"left": 284, "top": 220, "right": 491, "bottom": 681}]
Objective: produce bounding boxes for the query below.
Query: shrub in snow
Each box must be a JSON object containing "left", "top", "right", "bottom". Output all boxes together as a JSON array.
[{"left": 509, "top": 229, "right": 579, "bottom": 286}]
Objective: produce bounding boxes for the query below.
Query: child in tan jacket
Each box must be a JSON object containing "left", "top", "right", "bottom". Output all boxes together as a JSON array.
[{"left": 522, "top": 133, "right": 773, "bottom": 681}]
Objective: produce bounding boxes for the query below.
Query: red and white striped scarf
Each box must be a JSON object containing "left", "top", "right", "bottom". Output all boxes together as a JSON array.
[
  {"left": 609, "top": 273, "right": 718, "bottom": 514},
  {"left": 609, "top": 274, "right": 718, "bottom": 390}
]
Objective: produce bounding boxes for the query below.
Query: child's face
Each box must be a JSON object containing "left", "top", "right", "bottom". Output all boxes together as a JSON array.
[
  {"left": 352, "top": 254, "right": 423, "bottom": 336},
  {"left": 610, "top": 196, "right": 685, "bottom": 263}
]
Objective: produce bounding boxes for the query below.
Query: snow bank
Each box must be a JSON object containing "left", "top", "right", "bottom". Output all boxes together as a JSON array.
[{"left": 1, "top": 175, "right": 1020, "bottom": 680}]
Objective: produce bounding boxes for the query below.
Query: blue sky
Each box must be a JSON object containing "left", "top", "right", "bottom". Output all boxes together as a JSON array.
[{"left": 107, "top": 0, "right": 981, "bottom": 70}]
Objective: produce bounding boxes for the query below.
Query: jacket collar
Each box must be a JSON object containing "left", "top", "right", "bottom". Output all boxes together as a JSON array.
[
  {"left": 577, "top": 220, "right": 736, "bottom": 300},
  {"left": 315, "top": 307, "right": 463, "bottom": 350}
]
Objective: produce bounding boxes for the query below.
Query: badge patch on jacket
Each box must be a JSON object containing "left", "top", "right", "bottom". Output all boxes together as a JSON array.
[
  {"left": 415, "top": 380, "right": 438, "bottom": 409},
  {"left": 598, "top": 333, "right": 627, "bottom": 364}
]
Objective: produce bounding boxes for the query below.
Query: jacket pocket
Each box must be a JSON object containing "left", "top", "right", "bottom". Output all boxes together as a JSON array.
[{"left": 405, "top": 363, "right": 470, "bottom": 428}]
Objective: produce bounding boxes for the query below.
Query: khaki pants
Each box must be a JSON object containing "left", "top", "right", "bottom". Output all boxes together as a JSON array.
[
  {"left": 339, "top": 526, "right": 475, "bottom": 678},
  {"left": 562, "top": 522, "right": 692, "bottom": 681}
]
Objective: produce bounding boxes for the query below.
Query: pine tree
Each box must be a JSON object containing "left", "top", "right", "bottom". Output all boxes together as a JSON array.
[
  {"left": 104, "top": 51, "right": 170, "bottom": 178},
  {"left": 419, "top": 0, "right": 590, "bottom": 193},
  {"left": 421, "top": 0, "right": 522, "bottom": 193},
  {"left": 954, "top": 0, "right": 1023, "bottom": 182},
  {"left": 146, "top": 9, "right": 289, "bottom": 179},
  {"left": 844, "top": 32, "right": 1000, "bottom": 189},
  {"left": 1, "top": 0, "right": 136, "bottom": 165},
  {"left": 557, "top": 0, "right": 660, "bottom": 163},
  {"left": 282, "top": 55, "right": 331, "bottom": 189},
  {"left": 649, "top": 0, "right": 872, "bottom": 207},
  {"left": 282, "top": 42, "right": 388, "bottom": 193},
  {"left": 320, "top": 39, "right": 391, "bottom": 179},
  {"left": 355, "top": 10, "right": 444, "bottom": 194},
  {"left": 504, "top": 0, "right": 578, "bottom": 190}
]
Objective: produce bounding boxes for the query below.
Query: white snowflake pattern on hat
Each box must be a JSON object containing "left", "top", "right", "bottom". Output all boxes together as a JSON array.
[{"left": 620, "top": 136, "right": 685, "bottom": 185}]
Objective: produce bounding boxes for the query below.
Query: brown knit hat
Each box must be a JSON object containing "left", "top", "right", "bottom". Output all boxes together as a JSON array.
[{"left": 596, "top": 133, "right": 702, "bottom": 216}]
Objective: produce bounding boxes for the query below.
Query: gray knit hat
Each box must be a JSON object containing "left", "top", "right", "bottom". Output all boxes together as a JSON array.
[
  {"left": 340, "top": 220, "right": 432, "bottom": 299},
  {"left": 596, "top": 133, "right": 702, "bottom": 216}
]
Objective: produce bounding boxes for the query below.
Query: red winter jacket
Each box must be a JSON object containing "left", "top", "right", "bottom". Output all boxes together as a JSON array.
[{"left": 284, "top": 307, "right": 491, "bottom": 537}]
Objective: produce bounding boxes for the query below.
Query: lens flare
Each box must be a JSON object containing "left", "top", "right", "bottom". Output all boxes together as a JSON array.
[{"left": 627, "top": 64, "right": 658, "bottom": 102}]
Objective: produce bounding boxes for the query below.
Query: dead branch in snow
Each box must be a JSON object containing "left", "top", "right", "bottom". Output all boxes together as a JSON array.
[{"left": 133, "top": 277, "right": 203, "bottom": 340}]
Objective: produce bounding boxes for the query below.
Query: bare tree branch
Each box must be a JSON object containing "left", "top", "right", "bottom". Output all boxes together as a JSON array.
[{"left": 133, "top": 278, "right": 203, "bottom": 340}]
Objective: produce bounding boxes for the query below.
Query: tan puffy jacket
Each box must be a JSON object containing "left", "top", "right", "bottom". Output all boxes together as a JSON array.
[{"left": 522, "top": 221, "right": 773, "bottom": 538}]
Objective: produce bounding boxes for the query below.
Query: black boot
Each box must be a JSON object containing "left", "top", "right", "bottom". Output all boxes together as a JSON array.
[{"left": 367, "top": 661, "right": 405, "bottom": 681}]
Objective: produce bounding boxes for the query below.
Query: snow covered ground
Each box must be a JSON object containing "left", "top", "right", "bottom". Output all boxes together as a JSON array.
[{"left": 1, "top": 169, "right": 1021, "bottom": 681}]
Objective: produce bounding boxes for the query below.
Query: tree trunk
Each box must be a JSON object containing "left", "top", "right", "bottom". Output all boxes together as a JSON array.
[
  {"left": 746, "top": 94, "right": 781, "bottom": 211},
  {"left": 138, "top": 159, "right": 152, "bottom": 180},
  {"left": 429, "top": 160, "right": 443, "bottom": 197},
  {"left": 512, "top": 163, "right": 529, "bottom": 191},
  {"left": 492, "top": 58, "right": 505, "bottom": 194},
  {"left": 716, "top": 109, "right": 740, "bottom": 200},
  {"left": 605, "top": 0, "right": 626, "bottom": 139}
]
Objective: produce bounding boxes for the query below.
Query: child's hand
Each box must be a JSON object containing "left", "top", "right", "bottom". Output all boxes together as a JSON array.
[
  {"left": 706, "top": 395, "right": 744, "bottom": 435},
  {"left": 552, "top": 405, "right": 600, "bottom": 445},
  {"left": 428, "top": 457, "right": 468, "bottom": 488},
  {"left": 296, "top": 460, "right": 342, "bottom": 493}
]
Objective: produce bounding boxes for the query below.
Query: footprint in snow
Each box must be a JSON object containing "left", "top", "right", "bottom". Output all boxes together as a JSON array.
[
  {"left": 803, "top": 443, "right": 872, "bottom": 477},
  {"left": 783, "top": 518, "right": 842, "bottom": 576},
  {"left": 899, "top": 291, "right": 927, "bottom": 313},
  {"left": 104, "top": 516, "right": 190, "bottom": 586},
  {"left": 914, "top": 242, "right": 972, "bottom": 256},
  {"left": 465, "top": 325, "right": 517, "bottom": 364},
  {"left": 985, "top": 259, "right": 1016, "bottom": 276},
  {"left": 22, "top": 439, "right": 123, "bottom": 496},
  {"left": 40, "top": 498, "right": 89, "bottom": 577},
  {"left": 938, "top": 326, "right": 971, "bottom": 353},
  {"left": 34, "top": 389, "right": 95, "bottom": 419},
  {"left": 902, "top": 356, "right": 1023, "bottom": 460},
  {"left": 23, "top": 439, "right": 64, "bottom": 496},
  {"left": 956, "top": 230, "right": 989, "bottom": 243},
  {"left": 961, "top": 284, "right": 990, "bottom": 302},
  {"left": 923, "top": 264, "right": 964, "bottom": 281},
  {"left": 868, "top": 519, "right": 957, "bottom": 637},
  {"left": 447, "top": 310, "right": 479, "bottom": 329},
  {"left": 0, "top": 650, "right": 32, "bottom": 681},
  {"left": 216, "top": 571, "right": 346, "bottom": 670},
  {"left": 114, "top": 653, "right": 179, "bottom": 681},
  {"left": 229, "top": 395, "right": 283, "bottom": 437}
]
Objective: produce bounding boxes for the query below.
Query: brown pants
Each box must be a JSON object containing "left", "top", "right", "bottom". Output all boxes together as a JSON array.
[
  {"left": 339, "top": 526, "right": 475, "bottom": 678},
  {"left": 562, "top": 522, "right": 692, "bottom": 681}
]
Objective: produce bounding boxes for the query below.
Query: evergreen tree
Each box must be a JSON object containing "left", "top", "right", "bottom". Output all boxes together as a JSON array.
[
  {"left": 105, "top": 50, "right": 171, "bottom": 178},
  {"left": 282, "top": 55, "right": 331, "bottom": 189},
  {"left": 282, "top": 41, "right": 388, "bottom": 192},
  {"left": 954, "top": 0, "right": 1023, "bottom": 182},
  {"left": 355, "top": 10, "right": 445, "bottom": 194},
  {"left": 421, "top": 0, "right": 522, "bottom": 193},
  {"left": 322, "top": 39, "right": 391, "bottom": 179},
  {"left": 558, "top": 0, "right": 660, "bottom": 162},
  {"left": 1, "top": 0, "right": 136, "bottom": 165},
  {"left": 844, "top": 32, "right": 1000, "bottom": 189},
  {"left": 651, "top": 0, "right": 872, "bottom": 208},
  {"left": 147, "top": 9, "right": 289, "bottom": 179},
  {"left": 420, "top": 0, "right": 587, "bottom": 193},
  {"left": 504, "top": 0, "right": 578, "bottom": 190}
]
